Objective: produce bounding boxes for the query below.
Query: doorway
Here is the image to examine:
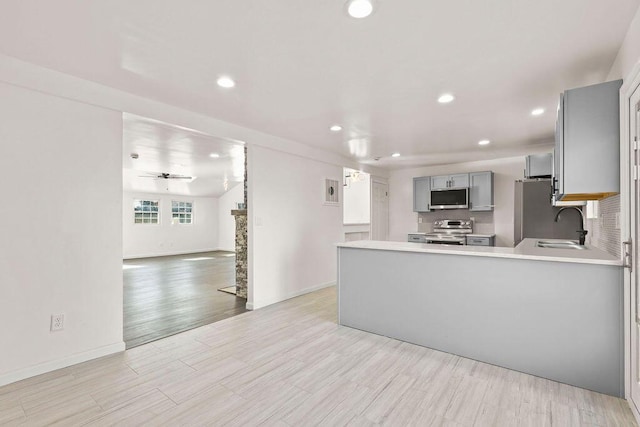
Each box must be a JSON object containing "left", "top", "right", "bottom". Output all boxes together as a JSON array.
[
  {"left": 121, "top": 113, "right": 248, "bottom": 348},
  {"left": 371, "top": 179, "right": 389, "bottom": 241},
  {"left": 624, "top": 65, "right": 640, "bottom": 419}
]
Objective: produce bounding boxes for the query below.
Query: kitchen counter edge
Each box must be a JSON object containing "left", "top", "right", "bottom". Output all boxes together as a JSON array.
[{"left": 336, "top": 239, "right": 622, "bottom": 266}]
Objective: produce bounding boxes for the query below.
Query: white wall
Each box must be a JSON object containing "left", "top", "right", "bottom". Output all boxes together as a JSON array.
[
  {"left": 0, "top": 82, "right": 124, "bottom": 386},
  {"left": 218, "top": 183, "right": 244, "bottom": 252},
  {"left": 123, "top": 192, "right": 219, "bottom": 259},
  {"left": 248, "top": 145, "right": 343, "bottom": 309},
  {"left": 388, "top": 157, "right": 526, "bottom": 247},
  {"left": 607, "top": 4, "right": 640, "bottom": 80},
  {"left": 343, "top": 171, "right": 371, "bottom": 225},
  {"left": 0, "top": 53, "right": 388, "bottom": 386}
]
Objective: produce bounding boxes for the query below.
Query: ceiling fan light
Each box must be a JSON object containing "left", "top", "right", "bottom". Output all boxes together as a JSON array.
[{"left": 347, "top": 0, "right": 373, "bottom": 18}]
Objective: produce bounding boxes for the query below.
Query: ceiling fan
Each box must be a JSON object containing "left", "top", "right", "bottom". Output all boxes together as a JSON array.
[{"left": 138, "top": 172, "right": 193, "bottom": 180}]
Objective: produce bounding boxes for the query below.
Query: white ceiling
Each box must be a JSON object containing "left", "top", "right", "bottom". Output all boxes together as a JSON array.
[
  {"left": 123, "top": 114, "right": 245, "bottom": 197},
  {"left": 1, "top": 1, "right": 638, "bottom": 169}
]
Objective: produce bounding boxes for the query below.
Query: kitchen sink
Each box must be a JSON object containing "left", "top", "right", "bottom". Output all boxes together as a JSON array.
[{"left": 536, "top": 240, "right": 587, "bottom": 250}]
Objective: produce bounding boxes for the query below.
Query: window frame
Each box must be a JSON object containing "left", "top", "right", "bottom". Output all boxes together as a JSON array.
[
  {"left": 133, "top": 199, "right": 160, "bottom": 225},
  {"left": 171, "top": 200, "right": 194, "bottom": 225}
]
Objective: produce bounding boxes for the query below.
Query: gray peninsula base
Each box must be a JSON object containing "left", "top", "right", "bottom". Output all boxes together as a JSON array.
[{"left": 337, "top": 247, "right": 623, "bottom": 397}]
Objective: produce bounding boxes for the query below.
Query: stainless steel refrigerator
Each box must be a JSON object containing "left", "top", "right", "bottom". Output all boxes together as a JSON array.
[{"left": 514, "top": 179, "right": 582, "bottom": 246}]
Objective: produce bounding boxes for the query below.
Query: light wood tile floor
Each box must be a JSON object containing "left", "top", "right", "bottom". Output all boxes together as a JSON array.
[{"left": 0, "top": 286, "right": 636, "bottom": 426}]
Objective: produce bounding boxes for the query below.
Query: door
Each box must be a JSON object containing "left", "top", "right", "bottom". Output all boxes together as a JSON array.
[
  {"left": 430, "top": 175, "right": 449, "bottom": 189},
  {"left": 413, "top": 177, "right": 431, "bottom": 212},
  {"left": 554, "top": 94, "right": 565, "bottom": 197},
  {"left": 371, "top": 180, "right": 389, "bottom": 241},
  {"left": 469, "top": 171, "right": 493, "bottom": 211},
  {"left": 630, "top": 94, "right": 640, "bottom": 414},
  {"left": 450, "top": 173, "right": 469, "bottom": 188}
]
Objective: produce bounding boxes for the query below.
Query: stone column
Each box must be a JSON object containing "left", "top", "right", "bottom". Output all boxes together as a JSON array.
[
  {"left": 230, "top": 146, "right": 248, "bottom": 299},
  {"left": 231, "top": 209, "right": 247, "bottom": 299}
]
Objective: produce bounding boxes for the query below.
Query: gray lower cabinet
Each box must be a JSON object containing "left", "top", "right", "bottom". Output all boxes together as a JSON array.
[
  {"left": 466, "top": 235, "right": 495, "bottom": 246},
  {"left": 469, "top": 171, "right": 493, "bottom": 211},
  {"left": 413, "top": 177, "right": 431, "bottom": 212}
]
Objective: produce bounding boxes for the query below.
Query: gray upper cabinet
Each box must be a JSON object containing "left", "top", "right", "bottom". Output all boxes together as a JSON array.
[
  {"left": 525, "top": 153, "right": 552, "bottom": 178},
  {"left": 553, "top": 79, "right": 622, "bottom": 201},
  {"left": 469, "top": 171, "right": 494, "bottom": 211},
  {"left": 413, "top": 177, "right": 431, "bottom": 212},
  {"left": 431, "top": 173, "right": 469, "bottom": 189}
]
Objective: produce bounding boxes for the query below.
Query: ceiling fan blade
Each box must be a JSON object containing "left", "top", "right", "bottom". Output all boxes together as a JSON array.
[{"left": 135, "top": 172, "right": 192, "bottom": 179}]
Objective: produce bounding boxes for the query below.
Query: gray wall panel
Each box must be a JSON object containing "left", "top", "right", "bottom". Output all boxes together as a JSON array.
[{"left": 338, "top": 247, "right": 623, "bottom": 397}]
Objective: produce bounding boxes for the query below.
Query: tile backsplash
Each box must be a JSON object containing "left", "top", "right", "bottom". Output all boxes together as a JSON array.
[
  {"left": 585, "top": 194, "right": 621, "bottom": 258},
  {"left": 417, "top": 211, "right": 494, "bottom": 234}
]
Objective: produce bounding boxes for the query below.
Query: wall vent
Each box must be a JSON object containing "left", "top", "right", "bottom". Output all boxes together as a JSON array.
[{"left": 324, "top": 178, "right": 340, "bottom": 206}]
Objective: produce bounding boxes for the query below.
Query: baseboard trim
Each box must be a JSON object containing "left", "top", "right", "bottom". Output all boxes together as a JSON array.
[
  {"left": 250, "top": 281, "right": 336, "bottom": 310},
  {"left": 0, "top": 341, "right": 125, "bottom": 387},
  {"left": 123, "top": 248, "right": 230, "bottom": 260},
  {"left": 629, "top": 397, "right": 640, "bottom": 426}
]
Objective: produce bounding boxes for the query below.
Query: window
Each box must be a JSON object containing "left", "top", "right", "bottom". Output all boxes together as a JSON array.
[
  {"left": 172, "top": 201, "right": 193, "bottom": 224},
  {"left": 134, "top": 200, "right": 159, "bottom": 224}
]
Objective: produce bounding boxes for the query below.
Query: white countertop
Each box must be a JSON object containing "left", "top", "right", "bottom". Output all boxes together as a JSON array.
[
  {"left": 337, "top": 238, "right": 622, "bottom": 266},
  {"left": 407, "top": 232, "right": 496, "bottom": 237}
]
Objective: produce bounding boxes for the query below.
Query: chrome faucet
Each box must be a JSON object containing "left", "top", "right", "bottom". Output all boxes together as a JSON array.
[{"left": 554, "top": 206, "right": 587, "bottom": 245}]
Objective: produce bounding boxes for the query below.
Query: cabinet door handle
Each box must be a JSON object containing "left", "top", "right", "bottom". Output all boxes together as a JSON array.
[{"left": 623, "top": 240, "right": 633, "bottom": 272}]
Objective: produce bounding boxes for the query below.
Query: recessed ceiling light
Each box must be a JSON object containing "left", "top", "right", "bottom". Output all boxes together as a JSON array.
[
  {"left": 346, "top": 0, "right": 374, "bottom": 18},
  {"left": 438, "top": 94, "right": 455, "bottom": 104},
  {"left": 216, "top": 76, "right": 235, "bottom": 88},
  {"left": 531, "top": 108, "right": 545, "bottom": 116},
  {"left": 209, "top": 153, "right": 220, "bottom": 158},
  {"left": 478, "top": 140, "right": 491, "bottom": 146},
  {"left": 391, "top": 152, "right": 401, "bottom": 157},
  {"left": 330, "top": 125, "right": 342, "bottom": 132}
]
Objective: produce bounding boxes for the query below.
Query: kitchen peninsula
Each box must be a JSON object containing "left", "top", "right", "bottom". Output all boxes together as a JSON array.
[{"left": 337, "top": 239, "right": 623, "bottom": 396}]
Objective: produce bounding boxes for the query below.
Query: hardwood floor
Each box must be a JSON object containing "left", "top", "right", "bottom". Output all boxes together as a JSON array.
[
  {"left": 0, "top": 286, "right": 636, "bottom": 426},
  {"left": 124, "top": 251, "right": 247, "bottom": 349}
]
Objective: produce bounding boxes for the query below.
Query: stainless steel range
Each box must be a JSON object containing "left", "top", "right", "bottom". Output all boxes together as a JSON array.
[{"left": 424, "top": 219, "right": 473, "bottom": 245}]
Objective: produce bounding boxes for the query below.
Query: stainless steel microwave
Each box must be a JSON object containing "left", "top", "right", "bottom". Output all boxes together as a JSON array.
[{"left": 430, "top": 188, "right": 469, "bottom": 210}]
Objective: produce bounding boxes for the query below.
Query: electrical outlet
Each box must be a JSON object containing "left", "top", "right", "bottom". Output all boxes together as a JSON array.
[
  {"left": 615, "top": 212, "right": 620, "bottom": 230},
  {"left": 50, "top": 314, "right": 64, "bottom": 332},
  {"left": 418, "top": 216, "right": 423, "bottom": 223}
]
